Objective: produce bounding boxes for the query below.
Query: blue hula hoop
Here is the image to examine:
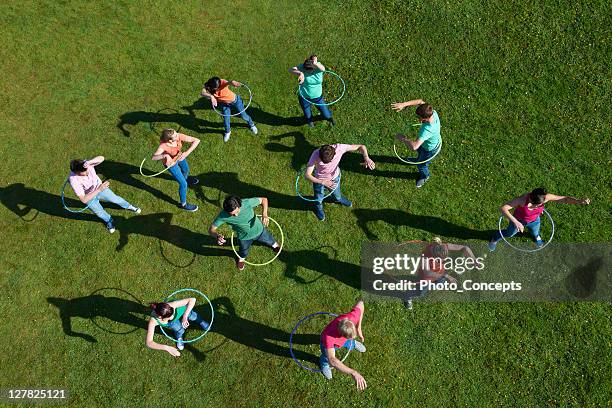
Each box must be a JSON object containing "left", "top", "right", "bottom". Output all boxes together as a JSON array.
[
  {"left": 289, "top": 311, "right": 351, "bottom": 372},
  {"left": 61, "top": 178, "right": 94, "bottom": 214},
  {"left": 295, "top": 169, "right": 341, "bottom": 202},
  {"left": 297, "top": 70, "right": 345, "bottom": 106},
  {"left": 156, "top": 288, "right": 215, "bottom": 344}
]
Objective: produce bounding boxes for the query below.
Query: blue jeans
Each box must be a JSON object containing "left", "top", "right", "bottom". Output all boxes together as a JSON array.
[
  {"left": 298, "top": 94, "right": 332, "bottom": 122},
  {"left": 166, "top": 310, "right": 207, "bottom": 339},
  {"left": 167, "top": 159, "right": 190, "bottom": 205},
  {"left": 237, "top": 228, "right": 276, "bottom": 259},
  {"left": 320, "top": 339, "right": 355, "bottom": 369},
  {"left": 312, "top": 174, "right": 349, "bottom": 210},
  {"left": 220, "top": 95, "right": 254, "bottom": 133},
  {"left": 491, "top": 217, "right": 541, "bottom": 243},
  {"left": 87, "top": 188, "right": 132, "bottom": 223},
  {"left": 415, "top": 145, "right": 439, "bottom": 180}
]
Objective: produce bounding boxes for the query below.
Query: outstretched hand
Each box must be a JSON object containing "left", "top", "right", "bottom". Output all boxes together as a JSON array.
[{"left": 391, "top": 102, "right": 406, "bottom": 112}]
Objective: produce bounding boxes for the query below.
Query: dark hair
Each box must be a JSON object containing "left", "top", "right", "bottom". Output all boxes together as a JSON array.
[
  {"left": 302, "top": 55, "right": 317, "bottom": 71},
  {"left": 70, "top": 159, "right": 87, "bottom": 173},
  {"left": 205, "top": 77, "right": 221, "bottom": 93},
  {"left": 319, "top": 145, "right": 336, "bottom": 164},
  {"left": 415, "top": 103, "right": 433, "bottom": 119},
  {"left": 160, "top": 128, "right": 176, "bottom": 142},
  {"left": 150, "top": 302, "right": 174, "bottom": 319},
  {"left": 223, "top": 195, "right": 242, "bottom": 213},
  {"left": 529, "top": 187, "right": 547, "bottom": 205}
]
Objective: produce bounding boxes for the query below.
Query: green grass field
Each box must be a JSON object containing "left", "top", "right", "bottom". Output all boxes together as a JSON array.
[{"left": 1, "top": 0, "right": 610, "bottom": 406}]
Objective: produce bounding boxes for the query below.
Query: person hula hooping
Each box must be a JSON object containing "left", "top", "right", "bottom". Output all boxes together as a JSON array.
[
  {"left": 66, "top": 156, "right": 141, "bottom": 233},
  {"left": 319, "top": 300, "right": 367, "bottom": 391},
  {"left": 488, "top": 187, "right": 590, "bottom": 252},
  {"left": 208, "top": 196, "right": 281, "bottom": 271},
  {"left": 289, "top": 54, "right": 336, "bottom": 128},
  {"left": 305, "top": 143, "right": 375, "bottom": 221},
  {"left": 146, "top": 296, "right": 211, "bottom": 356},
  {"left": 402, "top": 238, "right": 475, "bottom": 310},
  {"left": 392, "top": 99, "right": 442, "bottom": 188},
  {"left": 200, "top": 77, "right": 258, "bottom": 142},
  {"left": 150, "top": 128, "right": 201, "bottom": 212}
]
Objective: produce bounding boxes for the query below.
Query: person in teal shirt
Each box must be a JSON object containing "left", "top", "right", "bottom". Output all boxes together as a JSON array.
[
  {"left": 289, "top": 54, "right": 335, "bottom": 128},
  {"left": 392, "top": 99, "right": 442, "bottom": 188},
  {"left": 208, "top": 196, "right": 280, "bottom": 270}
]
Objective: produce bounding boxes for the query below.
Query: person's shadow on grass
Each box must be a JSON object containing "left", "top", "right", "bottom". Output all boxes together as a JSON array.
[
  {"left": 47, "top": 293, "right": 206, "bottom": 361},
  {"left": 352, "top": 208, "right": 495, "bottom": 241},
  {"left": 117, "top": 108, "right": 224, "bottom": 137},
  {"left": 265, "top": 131, "right": 419, "bottom": 179},
  {"left": 0, "top": 183, "right": 98, "bottom": 223},
  {"left": 192, "top": 171, "right": 311, "bottom": 212}
]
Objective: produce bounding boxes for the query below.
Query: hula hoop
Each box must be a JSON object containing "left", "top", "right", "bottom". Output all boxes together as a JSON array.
[
  {"left": 295, "top": 169, "right": 341, "bottom": 202},
  {"left": 498, "top": 209, "right": 555, "bottom": 253},
  {"left": 156, "top": 288, "right": 215, "bottom": 344},
  {"left": 289, "top": 312, "right": 351, "bottom": 372},
  {"left": 138, "top": 157, "right": 179, "bottom": 178},
  {"left": 230, "top": 215, "right": 284, "bottom": 266},
  {"left": 297, "top": 70, "right": 346, "bottom": 106},
  {"left": 212, "top": 83, "right": 252, "bottom": 117},
  {"left": 393, "top": 124, "right": 442, "bottom": 165},
  {"left": 61, "top": 178, "right": 94, "bottom": 214}
]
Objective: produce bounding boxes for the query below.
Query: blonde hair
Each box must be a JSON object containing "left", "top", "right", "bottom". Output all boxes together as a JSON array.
[
  {"left": 160, "top": 128, "right": 177, "bottom": 142},
  {"left": 338, "top": 318, "right": 356, "bottom": 338},
  {"left": 431, "top": 237, "right": 448, "bottom": 257}
]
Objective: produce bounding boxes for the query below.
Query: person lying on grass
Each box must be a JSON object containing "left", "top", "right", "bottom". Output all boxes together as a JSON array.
[
  {"left": 305, "top": 143, "right": 375, "bottom": 221},
  {"left": 151, "top": 128, "right": 200, "bottom": 212},
  {"left": 200, "top": 77, "right": 258, "bottom": 142},
  {"left": 288, "top": 54, "right": 335, "bottom": 128},
  {"left": 208, "top": 195, "right": 280, "bottom": 271},
  {"left": 68, "top": 156, "right": 140, "bottom": 233},
  {"left": 488, "top": 187, "right": 590, "bottom": 251},
  {"left": 320, "top": 299, "right": 367, "bottom": 391},
  {"left": 146, "top": 297, "right": 210, "bottom": 356},
  {"left": 392, "top": 99, "right": 441, "bottom": 188}
]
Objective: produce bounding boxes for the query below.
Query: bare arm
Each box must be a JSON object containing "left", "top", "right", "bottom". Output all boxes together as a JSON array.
[
  {"left": 346, "top": 144, "right": 375, "bottom": 169},
  {"left": 151, "top": 146, "right": 169, "bottom": 162},
  {"left": 289, "top": 66, "right": 305, "bottom": 84},
  {"left": 209, "top": 223, "right": 226, "bottom": 245},
  {"left": 545, "top": 194, "right": 590, "bottom": 205},
  {"left": 500, "top": 194, "right": 530, "bottom": 231},
  {"left": 395, "top": 134, "right": 423, "bottom": 151},
  {"left": 391, "top": 99, "right": 425, "bottom": 111},
  {"left": 355, "top": 300, "right": 365, "bottom": 341},
  {"left": 178, "top": 134, "right": 200, "bottom": 160},
  {"left": 327, "top": 348, "right": 367, "bottom": 390},
  {"left": 446, "top": 243, "right": 476, "bottom": 259},
  {"left": 258, "top": 197, "right": 271, "bottom": 226},
  {"left": 145, "top": 318, "right": 180, "bottom": 356},
  {"left": 85, "top": 156, "right": 105, "bottom": 167},
  {"left": 304, "top": 165, "right": 336, "bottom": 189}
]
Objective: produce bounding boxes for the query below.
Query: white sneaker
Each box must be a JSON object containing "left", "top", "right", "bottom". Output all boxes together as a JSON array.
[
  {"left": 250, "top": 125, "right": 258, "bottom": 135},
  {"left": 321, "top": 365, "right": 332, "bottom": 380},
  {"left": 223, "top": 131, "right": 231, "bottom": 142},
  {"left": 354, "top": 341, "right": 366, "bottom": 353},
  {"left": 132, "top": 207, "right": 141, "bottom": 214}
]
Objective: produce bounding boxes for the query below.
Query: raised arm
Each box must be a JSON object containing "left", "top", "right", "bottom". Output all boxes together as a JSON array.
[
  {"left": 145, "top": 318, "right": 181, "bottom": 356},
  {"left": 391, "top": 99, "right": 425, "bottom": 112},
  {"left": 289, "top": 66, "right": 305, "bottom": 84},
  {"left": 355, "top": 300, "right": 364, "bottom": 341},
  {"left": 544, "top": 194, "right": 590, "bottom": 205},
  {"left": 85, "top": 156, "right": 105, "bottom": 167}
]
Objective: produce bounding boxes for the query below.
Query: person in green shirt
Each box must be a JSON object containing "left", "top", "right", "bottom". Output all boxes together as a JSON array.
[
  {"left": 209, "top": 196, "right": 280, "bottom": 270},
  {"left": 392, "top": 99, "right": 442, "bottom": 188},
  {"left": 289, "top": 54, "right": 335, "bottom": 128},
  {"left": 146, "top": 297, "right": 210, "bottom": 356}
]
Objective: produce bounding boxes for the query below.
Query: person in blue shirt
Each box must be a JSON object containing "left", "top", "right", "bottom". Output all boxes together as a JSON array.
[{"left": 392, "top": 99, "right": 442, "bottom": 188}]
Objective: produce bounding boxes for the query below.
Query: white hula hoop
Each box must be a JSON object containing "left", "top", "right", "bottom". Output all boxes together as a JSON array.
[
  {"left": 498, "top": 209, "right": 555, "bottom": 253},
  {"left": 212, "top": 83, "right": 253, "bottom": 117}
]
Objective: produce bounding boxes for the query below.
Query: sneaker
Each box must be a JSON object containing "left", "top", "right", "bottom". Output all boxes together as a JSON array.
[
  {"left": 131, "top": 207, "right": 142, "bottom": 214},
  {"left": 535, "top": 237, "right": 544, "bottom": 247},
  {"left": 176, "top": 337, "right": 184, "bottom": 351},
  {"left": 187, "top": 176, "right": 199, "bottom": 186},
  {"left": 416, "top": 177, "right": 429, "bottom": 188},
  {"left": 488, "top": 240, "right": 497, "bottom": 252},
  {"left": 106, "top": 220, "right": 116, "bottom": 234},
  {"left": 179, "top": 203, "right": 199, "bottom": 212},
  {"left": 403, "top": 298, "right": 413, "bottom": 310},
  {"left": 354, "top": 341, "right": 366, "bottom": 353},
  {"left": 328, "top": 118, "right": 336, "bottom": 126},
  {"left": 339, "top": 198, "right": 353, "bottom": 208},
  {"left": 272, "top": 244, "right": 281, "bottom": 254},
  {"left": 236, "top": 259, "right": 245, "bottom": 271},
  {"left": 314, "top": 207, "right": 325, "bottom": 221},
  {"left": 250, "top": 125, "right": 258, "bottom": 135},
  {"left": 307, "top": 121, "right": 315, "bottom": 128},
  {"left": 223, "top": 131, "right": 231, "bottom": 142},
  {"left": 199, "top": 320, "right": 210, "bottom": 331},
  {"left": 321, "top": 364, "right": 332, "bottom": 380}
]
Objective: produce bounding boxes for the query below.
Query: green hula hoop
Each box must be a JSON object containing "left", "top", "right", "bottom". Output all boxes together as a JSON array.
[
  {"left": 61, "top": 177, "right": 95, "bottom": 214},
  {"left": 139, "top": 157, "right": 179, "bottom": 178},
  {"left": 297, "top": 70, "right": 345, "bottom": 106},
  {"left": 393, "top": 123, "right": 442, "bottom": 165},
  {"left": 230, "top": 215, "right": 284, "bottom": 266},
  {"left": 156, "top": 288, "right": 215, "bottom": 344}
]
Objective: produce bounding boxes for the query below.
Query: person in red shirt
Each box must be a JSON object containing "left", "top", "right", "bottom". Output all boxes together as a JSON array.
[
  {"left": 200, "top": 77, "right": 258, "bottom": 142},
  {"left": 319, "top": 300, "right": 367, "bottom": 390}
]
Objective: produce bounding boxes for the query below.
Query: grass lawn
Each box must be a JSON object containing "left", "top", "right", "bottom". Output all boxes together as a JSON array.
[{"left": 0, "top": 0, "right": 610, "bottom": 406}]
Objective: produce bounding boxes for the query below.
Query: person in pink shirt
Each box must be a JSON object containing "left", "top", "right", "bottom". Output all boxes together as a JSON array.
[
  {"left": 319, "top": 300, "right": 367, "bottom": 390},
  {"left": 305, "top": 143, "right": 375, "bottom": 221},
  {"left": 488, "top": 187, "right": 590, "bottom": 251},
  {"left": 68, "top": 156, "right": 141, "bottom": 233}
]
